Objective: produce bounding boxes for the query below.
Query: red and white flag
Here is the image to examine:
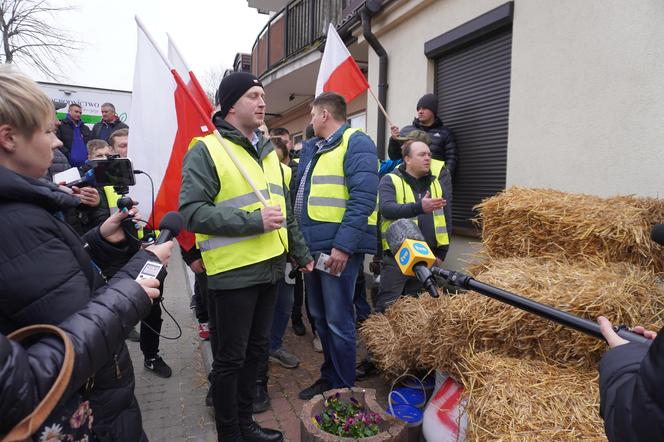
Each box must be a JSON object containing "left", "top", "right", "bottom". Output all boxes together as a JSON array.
[
  {"left": 167, "top": 34, "right": 214, "bottom": 117},
  {"left": 129, "top": 20, "right": 212, "bottom": 250},
  {"left": 315, "top": 23, "right": 368, "bottom": 103}
]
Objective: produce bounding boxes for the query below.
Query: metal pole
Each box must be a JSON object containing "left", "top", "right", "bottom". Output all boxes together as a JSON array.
[{"left": 431, "top": 267, "right": 651, "bottom": 344}]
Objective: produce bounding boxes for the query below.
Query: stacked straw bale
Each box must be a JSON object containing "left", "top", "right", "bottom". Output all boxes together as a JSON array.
[
  {"left": 361, "top": 257, "right": 664, "bottom": 376},
  {"left": 474, "top": 187, "right": 664, "bottom": 273},
  {"left": 457, "top": 351, "right": 604, "bottom": 441},
  {"left": 361, "top": 187, "right": 664, "bottom": 440}
]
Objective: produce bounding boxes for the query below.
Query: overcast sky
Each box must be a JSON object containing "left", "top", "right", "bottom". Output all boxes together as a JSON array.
[{"left": 20, "top": 0, "right": 269, "bottom": 91}]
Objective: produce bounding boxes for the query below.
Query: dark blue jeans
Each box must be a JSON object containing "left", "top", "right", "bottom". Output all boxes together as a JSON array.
[
  {"left": 304, "top": 253, "right": 363, "bottom": 388},
  {"left": 270, "top": 278, "right": 295, "bottom": 352}
]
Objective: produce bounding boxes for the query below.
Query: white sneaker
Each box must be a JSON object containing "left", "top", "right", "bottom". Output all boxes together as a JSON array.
[{"left": 312, "top": 332, "right": 323, "bottom": 353}]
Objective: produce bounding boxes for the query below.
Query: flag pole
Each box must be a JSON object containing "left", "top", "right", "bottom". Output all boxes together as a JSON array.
[
  {"left": 135, "top": 16, "right": 270, "bottom": 208},
  {"left": 367, "top": 86, "right": 396, "bottom": 129}
]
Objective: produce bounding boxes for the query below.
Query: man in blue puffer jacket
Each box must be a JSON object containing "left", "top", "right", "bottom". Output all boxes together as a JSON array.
[{"left": 293, "top": 92, "right": 378, "bottom": 399}]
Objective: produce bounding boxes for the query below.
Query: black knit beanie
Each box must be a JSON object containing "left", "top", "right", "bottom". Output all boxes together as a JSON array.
[
  {"left": 416, "top": 93, "right": 438, "bottom": 116},
  {"left": 217, "top": 72, "right": 264, "bottom": 119}
]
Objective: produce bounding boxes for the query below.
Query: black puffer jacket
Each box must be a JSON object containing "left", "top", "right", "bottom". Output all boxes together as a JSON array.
[
  {"left": 0, "top": 165, "right": 157, "bottom": 441},
  {"left": 57, "top": 117, "right": 91, "bottom": 160},
  {"left": 0, "top": 278, "right": 152, "bottom": 436},
  {"left": 91, "top": 119, "right": 129, "bottom": 142},
  {"left": 44, "top": 149, "right": 71, "bottom": 182},
  {"left": 599, "top": 330, "right": 664, "bottom": 441},
  {"left": 387, "top": 117, "right": 457, "bottom": 175}
]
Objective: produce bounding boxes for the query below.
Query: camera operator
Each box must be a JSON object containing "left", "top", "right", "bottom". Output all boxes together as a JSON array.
[
  {"left": 59, "top": 140, "right": 116, "bottom": 236},
  {"left": 0, "top": 66, "right": 174, "bottom": 441}
]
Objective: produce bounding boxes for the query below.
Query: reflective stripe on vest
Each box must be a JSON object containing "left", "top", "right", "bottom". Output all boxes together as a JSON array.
[
  {"left": 380, "top": 167, "right": 449, "bottom": 251},
  {"left": 192, "top": 134, "right": 288, "bottom": 275},
  {"left": 307, "top": 127, "right": 378, "bottom": 225}
]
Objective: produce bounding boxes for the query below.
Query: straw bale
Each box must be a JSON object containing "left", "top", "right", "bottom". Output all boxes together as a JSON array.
[
  {"left": 458, "top": 351, "right": 605, "bottom": 441},
  {"left": 382, "top": 295, "right": 442, "bottom": 370},
  {"left": 360, "top": 313, "right": 409, "bottom": 376},
  {"left": 475, "top": 187, "right": 664, "bottom": 272},
  {"left": 426, "top": 257, "right": 663, "bottom": 372},
  {"left": 362, "top": 257, "right": 664, "bottom": 375}
]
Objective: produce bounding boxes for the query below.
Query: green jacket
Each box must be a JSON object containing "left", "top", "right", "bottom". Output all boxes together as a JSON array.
[{"left": 179, "top": 115, "right": 312, "bottom": 290}]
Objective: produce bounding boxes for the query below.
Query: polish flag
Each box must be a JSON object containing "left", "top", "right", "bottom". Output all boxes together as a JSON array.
[
  {"left": 167, "top": 34, "right": 214, "bottom": 117},
  {"left": 315, "top": 23, "right": 369, "bottom": 103},
  {"left": 129, "top": 19, "right": 212, "bottom": 249}
]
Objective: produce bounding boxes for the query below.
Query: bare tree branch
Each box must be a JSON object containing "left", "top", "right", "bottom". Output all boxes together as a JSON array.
[
  {"left": 0, "top": 0, "right": 80, "bottom": 80},
  {"left": 201, "top": 64, "right": 227, "bottom": 105}
]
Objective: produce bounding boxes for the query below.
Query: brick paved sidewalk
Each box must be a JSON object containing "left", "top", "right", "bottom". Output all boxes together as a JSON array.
[{"left": 128, "top": 249, "right": 217, "bottom": 442}]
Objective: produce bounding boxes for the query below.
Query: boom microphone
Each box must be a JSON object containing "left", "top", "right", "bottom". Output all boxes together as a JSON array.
[
  {"left": 651, "top": 224, "right": 664, "bottom": 246},
  {"left": 385, "top": 219, "right": 439, "bottom": 298},
  {"left": 155, "top": 211, "right": 184, "bottom": 245}
]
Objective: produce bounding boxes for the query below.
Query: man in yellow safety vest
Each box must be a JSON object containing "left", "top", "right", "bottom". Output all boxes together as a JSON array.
[
  {"left": 179, "top": 72, "right": 313, "bottom": 442},
  {"left": 292, "top": 92, "right": 379, "bottom": 399}
]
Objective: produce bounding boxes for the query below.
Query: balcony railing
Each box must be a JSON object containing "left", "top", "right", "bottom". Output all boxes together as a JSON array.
[{"left": 251, "top": 0, "right": 361, "bottom": 78}]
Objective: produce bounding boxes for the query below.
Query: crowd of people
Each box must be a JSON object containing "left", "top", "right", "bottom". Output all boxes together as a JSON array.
[
  {"left": 176, "top": 72, "right": 458, "bottom": 442},
  {"left": 1, "top": 65, "right": 662, "bottom": 442}
]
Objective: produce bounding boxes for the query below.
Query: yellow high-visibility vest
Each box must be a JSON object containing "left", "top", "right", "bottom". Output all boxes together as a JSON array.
[
  {"left": 191, "top": 134, "right": 289, "bottom": 275},
  {"left": 307, "top": 127, "right": 377, "bottom": 226},
  {"left": 103, "top": 186, "right": 122, "bottom": 214},
  {"left": 380, "top": 159, "right": 449, "bottom": 251},
  {"left": 281, "top": 163, "right": 292, "bottom": 189}
]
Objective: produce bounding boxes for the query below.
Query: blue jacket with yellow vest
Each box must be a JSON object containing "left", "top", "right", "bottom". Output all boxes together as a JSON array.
[{"left": 294, "top": 124, "right": 379, "bottom": 255}]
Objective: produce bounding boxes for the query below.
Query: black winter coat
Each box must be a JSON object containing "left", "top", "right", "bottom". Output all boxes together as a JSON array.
[
  {"left": 388, "top": 117, "right": 458, "bottom": 175},
  {"left": 378, "top": 165, "right": 449, "bottom": 259},
  {"left": 64, "top": 187, "right": 112, "bottom": 237},
  {"left": 0, "top": 165, "right": 156, "bottom": 441},
  {"left": 91, "top": 119, "right": 129, "bottom": 142},
  {"left": 599, "top": 330, "right": 664, "bottom": 441},
  {"left": 0, "top": 278, "right": 151, "bottom": 436},
  {"left": 44, "top": 149, "right": 72, "bottom": 182},
  {"left": 57, "top": 117, "right": 91, "bottom": 160}
]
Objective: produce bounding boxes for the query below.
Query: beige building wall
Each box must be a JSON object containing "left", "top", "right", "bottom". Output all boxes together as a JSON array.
[
  {"left": 362, "top": 0, "right": 507, "bottom": 151},
  {"left": 507, "top": 0, "right": 664, "bottom": 197},
  {"left": 361, "top": 0, "right": 664, "bottom": 270},
  {"left": 364, "top": 0, "right": 664, "bottom": 198}
]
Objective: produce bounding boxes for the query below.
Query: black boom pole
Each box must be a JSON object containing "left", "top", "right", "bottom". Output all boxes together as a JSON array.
[{"left": 431, "top": 267, "right": 651, "bottom": 345}]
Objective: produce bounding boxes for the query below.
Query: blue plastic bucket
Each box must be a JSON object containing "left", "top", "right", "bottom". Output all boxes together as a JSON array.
[
  {"left": 389, "top": 387, "right": 427, "bottom": 409},
  {"left": 385, "top": 403, "right": 424, "bottom": 427},
  {"left": 402, "top": 375, "right": 435, "bottom": 392}
]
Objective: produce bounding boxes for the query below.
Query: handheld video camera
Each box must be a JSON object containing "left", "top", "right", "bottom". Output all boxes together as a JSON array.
[{"left": 65, "top": 156, "right": 136, "bottom": 189}]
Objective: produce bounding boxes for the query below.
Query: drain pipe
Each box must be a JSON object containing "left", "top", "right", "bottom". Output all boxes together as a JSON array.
[{"left": 361, "top": 2, "right": 388, "bottom": 159}]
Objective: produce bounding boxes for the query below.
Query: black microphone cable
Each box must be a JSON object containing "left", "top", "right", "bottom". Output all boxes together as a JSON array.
[
  {"left": 134, "top": 169, "right": 156, "bottom": 230},
  {"left": 139, "top": 297, "right": 183, "bottom": 341},
  {"left": 132, "top": 207, "right": 185, "bottom": 341}
]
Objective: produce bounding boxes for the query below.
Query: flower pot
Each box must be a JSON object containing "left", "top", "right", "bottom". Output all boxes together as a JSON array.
[{"left": 300, "top": 387, "right": 407, "bottom": 442}]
